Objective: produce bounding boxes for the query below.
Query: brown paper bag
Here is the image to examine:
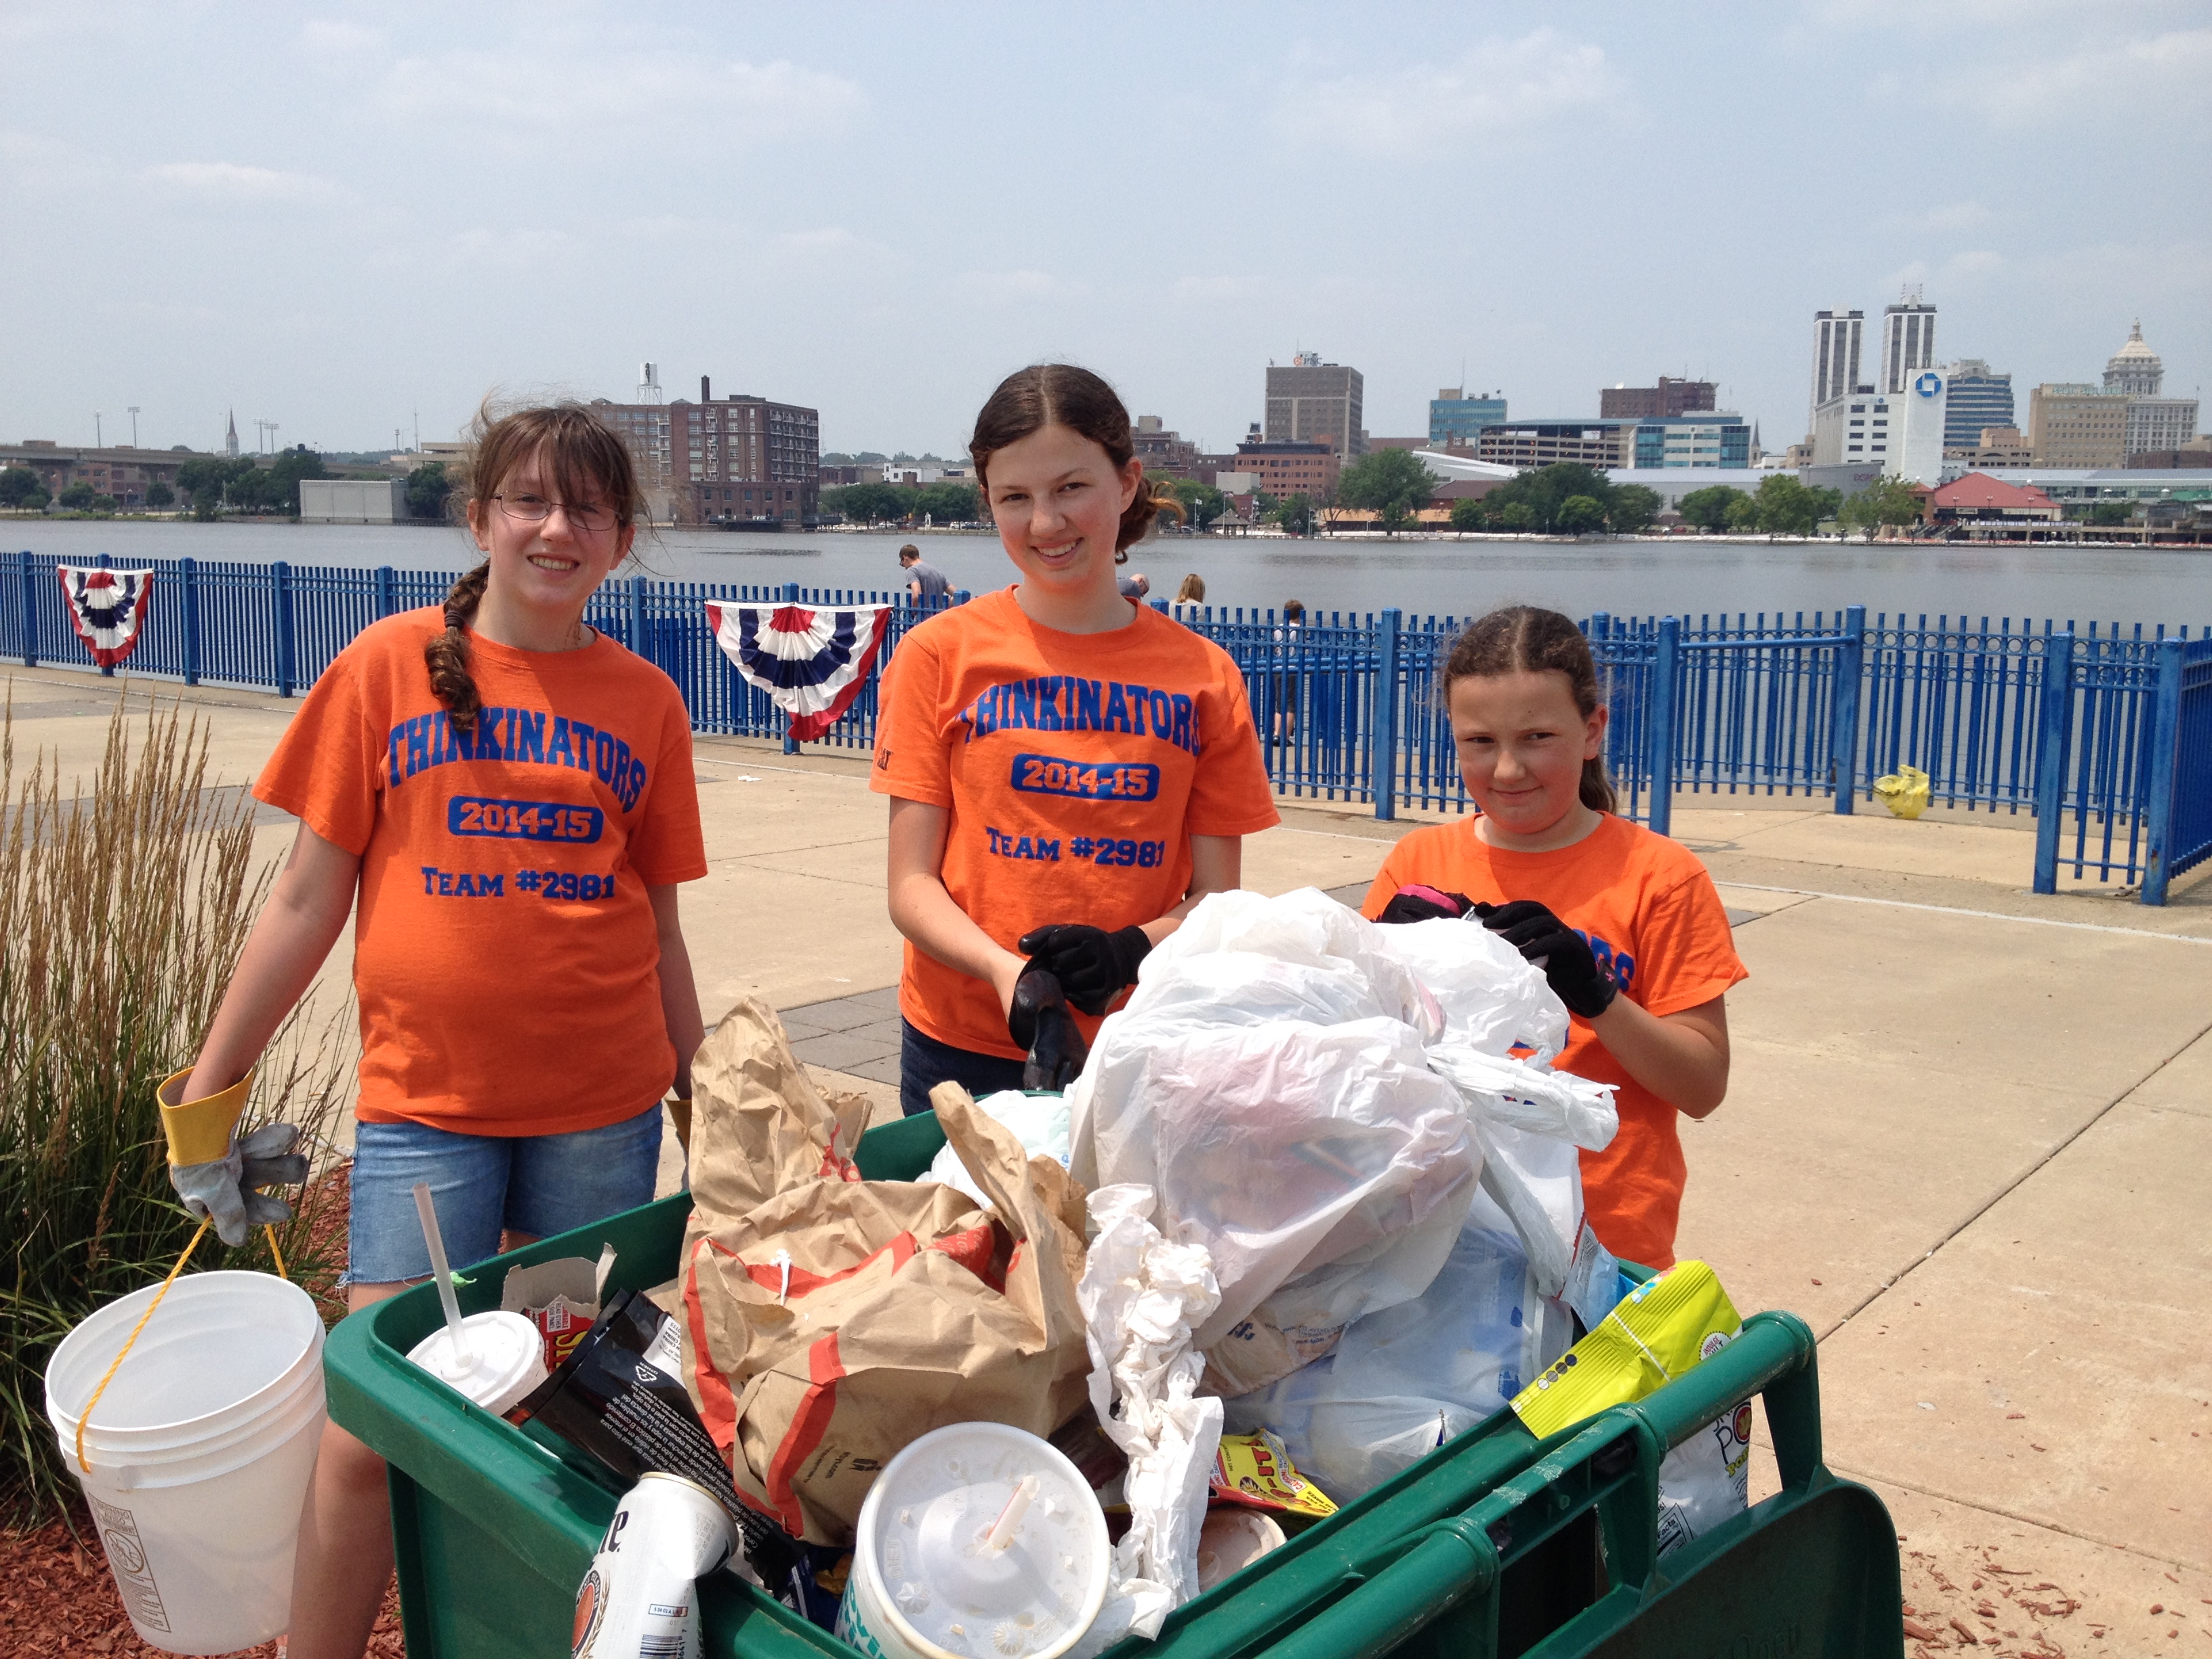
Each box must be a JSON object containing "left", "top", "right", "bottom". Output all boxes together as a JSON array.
[
  {"left": 680, "top": 1008, "right": 1089, "bottom": 1544},
  {"left": 686, "top": 994, "right": 875, "bottom": 1218}
]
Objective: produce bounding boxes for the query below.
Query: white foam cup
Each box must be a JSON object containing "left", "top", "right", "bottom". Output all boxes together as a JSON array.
[
  {"left": 836, "top": 1420, "right": 1111, "bottom": 1659},
  {"left": 406, "top": 1310, "right": 548, "bottom": 1416}
]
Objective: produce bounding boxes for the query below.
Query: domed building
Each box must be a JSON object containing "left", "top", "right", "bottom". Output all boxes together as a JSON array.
[
  {"left": 2105, "top": 321, "right": 2198, "bottom": 458},
  {"left": 2103, "top": 321, "right": 2163, "bottom": 398}
]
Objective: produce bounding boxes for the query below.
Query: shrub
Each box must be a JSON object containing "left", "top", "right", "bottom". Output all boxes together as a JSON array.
[{"left": 0, "top": 701, "right": 352, "bottom": 1529}]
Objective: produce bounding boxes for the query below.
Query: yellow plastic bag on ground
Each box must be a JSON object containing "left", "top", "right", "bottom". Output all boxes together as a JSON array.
[{"left": 1872, "top": 763, "right": 1931, "bottom": 819}]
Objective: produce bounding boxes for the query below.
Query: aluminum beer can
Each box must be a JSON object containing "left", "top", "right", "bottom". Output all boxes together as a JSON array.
[{"left": 571, "top": 1472, "right": 736, "bottom": 1659}]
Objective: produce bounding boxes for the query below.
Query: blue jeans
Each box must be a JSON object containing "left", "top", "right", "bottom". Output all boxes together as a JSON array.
[
  {"left": 898, "top": 1020, "right": 1027, "bottom": 1119},
  {"left": 346, "top": 1105, "right": 663, "bottom": 1284}
]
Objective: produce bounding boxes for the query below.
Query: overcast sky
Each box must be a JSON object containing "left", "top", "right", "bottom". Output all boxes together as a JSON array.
[{"left": 4, "top": 1, "right": 2206, "bottom": 458}]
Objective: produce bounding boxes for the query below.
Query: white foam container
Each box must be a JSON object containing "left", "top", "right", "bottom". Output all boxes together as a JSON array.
[
  {"left": 406, "top": 1311, "right": 548, "bottom": 1416},
  {"left": 43, "top": 1271, "right": 328, "bottom": 1655},
  {"left": 836, "top": 1421, "right": 1111, "bottom": 1659}
]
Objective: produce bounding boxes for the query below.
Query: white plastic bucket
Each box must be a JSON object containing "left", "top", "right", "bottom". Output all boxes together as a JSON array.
[
  {"left": 836, "top": 1421, "right": 1111, "bottom": 1659},
  {"left": 44, "top": 1271, "right": 328, "bottom": 1656}
]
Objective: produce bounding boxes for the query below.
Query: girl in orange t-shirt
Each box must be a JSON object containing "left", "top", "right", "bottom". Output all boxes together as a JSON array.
[
  {"left": 168, "top": 403, "right": 707, "bottom": 1659},
  {"left": 1360, "top": 606, "right": 1746, "bottom": 1269},
  {"left": 874, "top": 365, "right": 1277, "bottom": 1114}
]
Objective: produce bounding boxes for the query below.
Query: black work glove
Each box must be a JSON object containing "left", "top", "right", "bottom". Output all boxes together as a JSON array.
[
  {"left": 1476, "top": 899, "right": 1618, "bottom": 1019},
  {"left": 1008, "top": 968, "right": 1088, "bottom": 1090},
  {"left": 1015, "top": 922, "right": 1152, "bottom": 1017},
  {"left": 1376, "top": 884, "right": 1476, "bottom": 925}
]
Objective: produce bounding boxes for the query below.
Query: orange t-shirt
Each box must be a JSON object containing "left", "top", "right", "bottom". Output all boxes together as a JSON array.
[
  {"left": 1361, "top": 814, "right": 1746, "bottom": 1269},
  {"left": 253, "top": 609, "right": 708, "bottom": 1136},
  {"left": 871, "top": 588, "right": 1279, "bottom": 1059}
]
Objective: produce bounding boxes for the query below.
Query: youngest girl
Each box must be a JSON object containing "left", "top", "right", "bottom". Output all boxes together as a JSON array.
[{"left": 1362, "top": 605, "right": 1746, "bottom": 1269}]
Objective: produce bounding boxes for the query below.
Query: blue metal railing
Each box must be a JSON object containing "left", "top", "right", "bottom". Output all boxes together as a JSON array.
[{"left": 5, "top": 550, "right": 2207, "bottom": 902}]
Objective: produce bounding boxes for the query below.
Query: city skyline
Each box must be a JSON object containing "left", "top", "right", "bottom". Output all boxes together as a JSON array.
[{"left": 1, "top": 2, "right": 2205, "bottom": 457}]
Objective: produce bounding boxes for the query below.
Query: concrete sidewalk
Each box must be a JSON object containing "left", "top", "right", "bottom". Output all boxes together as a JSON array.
[{"left": 12, "top": 665, "right": 2211, "bottom": 1654}]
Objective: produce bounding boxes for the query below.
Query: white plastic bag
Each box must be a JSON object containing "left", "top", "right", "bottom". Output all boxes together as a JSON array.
[
  {"left": 1369, "top": 914, "right": 1569, "bottom": 1062},
  {"left": 1073, "top": 1185, "right": 1224, "bottom": 1651},
  {"left": 1221, "top": 1221, "right": 1574, "bottom": 1500},
  {"left": 920, "top": 1088, "right": 1069, "bottom": 1210}
]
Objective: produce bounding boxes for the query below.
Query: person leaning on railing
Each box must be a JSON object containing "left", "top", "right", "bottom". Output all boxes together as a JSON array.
[
  {"left": 163, "top": 399, "right": 708, "bottom": 1659},
  {"left": 874, "top": 363, "right": 1279, "bottom": 1114}
]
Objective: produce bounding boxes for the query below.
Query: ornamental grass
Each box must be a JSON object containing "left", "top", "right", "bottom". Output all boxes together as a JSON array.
[{"left": 0, "top": 696, "right": 352, "bottom": 1530}]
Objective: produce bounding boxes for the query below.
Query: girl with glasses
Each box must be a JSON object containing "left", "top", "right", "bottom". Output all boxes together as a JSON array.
[{"left": 167, "top": 401, "right": 707, "bottom": 1658}]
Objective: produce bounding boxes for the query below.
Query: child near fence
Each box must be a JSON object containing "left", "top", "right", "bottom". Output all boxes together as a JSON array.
[
  {"left": 1363, "top": 605, "right": 1746, "bottom": 1271},
  {"left": 164, "top": 400, "right": 707, "bottom": 1659}
]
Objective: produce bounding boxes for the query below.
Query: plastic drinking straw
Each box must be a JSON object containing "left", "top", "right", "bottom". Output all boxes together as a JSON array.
[
  {"left": 985, "top": 1475, "right": 1039, "bottom": 1551},
  {"left": 411, "top": 1180, "right": 473, "bottom": 1366}
]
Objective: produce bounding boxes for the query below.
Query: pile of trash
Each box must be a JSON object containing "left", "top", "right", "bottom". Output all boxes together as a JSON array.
[{"left": 477, "top": 890, "right": 1753, "bottom": 1657}]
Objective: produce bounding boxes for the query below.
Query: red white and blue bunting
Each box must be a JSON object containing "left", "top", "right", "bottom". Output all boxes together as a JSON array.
[
  {"left": 705, "top": 601, "right": 893, "bottom": 741},
  {"left": 58, "top": 567, "right": 155, "bottom": 668}
]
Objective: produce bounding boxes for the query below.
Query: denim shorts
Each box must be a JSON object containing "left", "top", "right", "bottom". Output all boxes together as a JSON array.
[
  {"left": 898, "top": 1019, "right": 1027, "bottom": 1119},
  {"left": 346, "top": 1105, "right": 663, "bottom": 1286}
]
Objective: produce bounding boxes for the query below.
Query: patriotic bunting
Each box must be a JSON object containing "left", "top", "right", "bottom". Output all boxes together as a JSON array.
[
  {"left": 705, "top": 601, "right": 893, "bottom": 741},
  {"left": 58, "top": 567, "right": 155, "bottom": 668}
]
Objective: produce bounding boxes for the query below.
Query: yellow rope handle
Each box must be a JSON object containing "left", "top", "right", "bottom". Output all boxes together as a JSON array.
[
  {"left": 77, "top": 1218, "right": 210, "bottom": 1474},
  {"left": 265, "top": 1223, "right": 288, "bottom": 1282}
]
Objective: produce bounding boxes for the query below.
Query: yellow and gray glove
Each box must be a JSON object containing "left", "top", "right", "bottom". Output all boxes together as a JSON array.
[{"left": 157, "top": 1068, "right": 307, "bottom": 1248}]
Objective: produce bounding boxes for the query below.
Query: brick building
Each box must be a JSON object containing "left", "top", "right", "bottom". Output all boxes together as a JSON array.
[
  {"left": 1, "top": 441, "right": 190, "bottom": 508},
  {"left": 1231, "top": 439, "right": 1339, "bottom": 500},
  {"left": 1598, "top": 377, "right": 1716, "bottom": 419},
  {"left": 592, "top": 375, "right": 819, "bottom": 525},
  {"left": 1132, "top": 416, "right": 1200, "bottom": 479}
]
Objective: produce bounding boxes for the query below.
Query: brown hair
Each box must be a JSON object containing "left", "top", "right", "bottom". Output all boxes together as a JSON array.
[
  {"left": 968, "top": 364, "right": 1180, "bottom": 560},
  {"left": 428, "top": 400, "right": 644, "bottom": 733},
  {"left": 1441, "top": 605, "right": 1616, "bottom": 813},
  {"left": 1174, "top": 572, "right": 1206, "bottom": 604}
]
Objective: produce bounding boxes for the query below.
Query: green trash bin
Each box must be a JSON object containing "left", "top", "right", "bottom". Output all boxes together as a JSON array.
[{"left": 326, "top": 1111, "right": 1895, "bottom": 1658}]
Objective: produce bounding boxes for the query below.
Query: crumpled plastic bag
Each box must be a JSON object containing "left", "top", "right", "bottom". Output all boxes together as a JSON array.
[
  {"left": 1071, "top": 1185, "right": 1223, "bottom": 1654},
  {"left": 1368, "top": 913, "right": 1569, "bottom": 1063},
  {"left": 1222, "top": 1217, "right": 1574, "bottom": 1500},
  {"left": 922, "top": 1088, "right": 1070, "bottom": 1210},
  {"left": 1873, "top": 762, "right": 1931, "bottom": 819}
]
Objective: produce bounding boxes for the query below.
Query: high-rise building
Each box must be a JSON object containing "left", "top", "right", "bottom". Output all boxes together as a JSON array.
[
  {"left": 593, "top": 373, "right": 819, "bottom": 524},
  {"left": 1880, "top": 293, "right": 1937, "bottom": 394},
  {"left": 1473, "top": 413, "right": 1749, "bottom": 471},
  {"left": 1811, "top": 371, "right": 1948, "bottom": 482},
  {"left": 2028, "top": 384, "right": 2129, "bottom": 469},
  {"left": 2104, "top": 321, "right": 2199, "bottom": 456},
  {"left": 1265, "top": 354, "right": 1364, "bottom": 457},
  {"left": 1810, "top": 309, "right": 1865, "bottom": 428},
  {"left": 1941, "top": 361, "right": 2015, "bottom": 453},
  {"left": 1429, "top": 388, "right": 1507, "bottom": 448},
  {"left": 1599, "top": 377, "right": 1716, "bottom": 419},
  {"left": 1131, "top": 415, "right": 1200, "bottom": 478}
]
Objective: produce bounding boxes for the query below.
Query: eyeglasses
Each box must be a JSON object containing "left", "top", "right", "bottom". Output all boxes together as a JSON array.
[{"left": 494, "top": 492, "right": 621, "bottom": 534}]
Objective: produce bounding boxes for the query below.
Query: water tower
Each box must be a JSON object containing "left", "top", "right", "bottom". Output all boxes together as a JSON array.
[{"left": 636, "top": 362, "right": 663, "bottom": 403}]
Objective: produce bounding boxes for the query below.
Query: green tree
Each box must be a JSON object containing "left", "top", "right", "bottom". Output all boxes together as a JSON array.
[
  {"left": 1677, "top": 484, "right": 1748, "bottom": 532},
  {"left": 2087, "top": 501, "right": 2133, "bottom": 527},
  {"left": 1336, "top": 448, "right": 1437, "bottom": 535},
  {"left": 1269, "top": 491, "right": 1317, "bottom": 535},
  {"left": 1753, "top": 474, "right": 1820, "bottom": 537},
  {"left": 91, "top": 494, "right": 119, "bottom": 514},
  {"left": 58, "top": 482, "right": 95, "bottom": 511},
  {"left": 405, "top": 462, "right": 453, "bottom": 521},
  {"left": 912, "top": 481, "right": 980, "bottom": 524},
  {"left": 0, "top": 467, "right": 45, "bottom": 509},
  {"left": 1724, "top": 494, "right": 1760, "bottom": 532},
  {"left": 1449, "top": 495, "right": 1488, "bottom": 533},
  {"left": 823, "top": 482, "right": 910, "bottom": 523},
  {"left": 264, "top": 449, "right": 328, "bottom": 516},
  {"left": 1476, "top": 462, "right": 1617, "bottom": 534},
  {"left": 1805, "top": 485, "right": 1842, "bottom": 529},
  {"left": 1166, "top": 477, "right": 1227, "bottom": 529},
  {"left": 1557, "top": 493, "right": 1606, "bottom": 534},
  {"left": 1500, "top": 501, "right": 1536, "bottom": 532},
  {"left": 144, "top": 480, "right": 176, "bottom": 510},
  {"left": 1608, "top": 484, "right": 1662, "bottom": 534},
  {"left": 1839, "top": 476, "right": 1926, "bottom": 534}
]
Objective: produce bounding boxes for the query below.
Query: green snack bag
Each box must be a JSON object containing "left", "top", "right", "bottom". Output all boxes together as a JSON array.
[{"left": 1510, "top": 1260, "right": 1741, "bottom": 1440}]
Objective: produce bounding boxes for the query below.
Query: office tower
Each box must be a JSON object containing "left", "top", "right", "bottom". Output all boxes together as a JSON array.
[
  {"left": 1599, "top": 377, "right": 1716, "bottom": 419},
  {"left": 1881, "top": 294, "right": 1937, "bottom": 394},
  {"left": 1811, "top": 309, "right": 1864, "bottom": 426},
  {"left": 1265, "top": 353, "right": 1365, "bottom": 457},
  {"left": 1429, "top": 388, "right": 1508, "bottom": 447},
  {"left": 1941, "top": 361, "right": 2015, "bottom": 452}
]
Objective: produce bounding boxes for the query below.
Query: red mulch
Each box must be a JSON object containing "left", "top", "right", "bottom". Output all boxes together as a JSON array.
[
  {"left": 1, "top": 1162, "right": 409, "bottom": 1658},
  {"left": 0, "top": 1511, "right": 405, "bottom": 1657}
]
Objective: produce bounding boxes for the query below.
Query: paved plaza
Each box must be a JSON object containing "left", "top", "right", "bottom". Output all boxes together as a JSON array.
[{"left": 12, "top": 664, "right": 2211, "bottom": 1652}]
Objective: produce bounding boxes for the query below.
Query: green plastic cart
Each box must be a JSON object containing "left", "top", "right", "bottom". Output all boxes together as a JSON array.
[{"left": 325, "top": 1111, "right": 1902, "bottom": 1658}]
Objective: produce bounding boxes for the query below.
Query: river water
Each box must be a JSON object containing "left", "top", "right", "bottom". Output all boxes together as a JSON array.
[{"left": 12, "top": 519, "right": 2211, "bottom": 628}]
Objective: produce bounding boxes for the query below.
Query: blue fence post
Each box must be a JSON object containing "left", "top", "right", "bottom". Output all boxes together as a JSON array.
[
  {"left": 2139, "top": 636, "right": 2186, "bottom": 905},
  {"left": 1370, "top": 608, "right": 1401, "bottom": 820},
  {"left": 180, "top": 557, "right": 201, "bottom": 686},
  {"left": 18, "top": 551, "right": 36, "bottom": 668},
  {"left": 628, "top": 575, "right": 649, "bottom": 665},
  {"left": 272, "top": 560, "right": 296, "bottom": 697},
  {"left": 783, "top": 581, "right": 801, "bottom": 754},
  {"left": 1646, "top": 617, "right": 1679, "bottom": 838},
  {"left": 375, "top": 565, "right": 396, "bottom": 620},
  {"left": 2031, "top": 630, "right": 2076, "bottom": 895},
  {"left": 1830, "top": 604, "right": 1866, "bottom": 813}
]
